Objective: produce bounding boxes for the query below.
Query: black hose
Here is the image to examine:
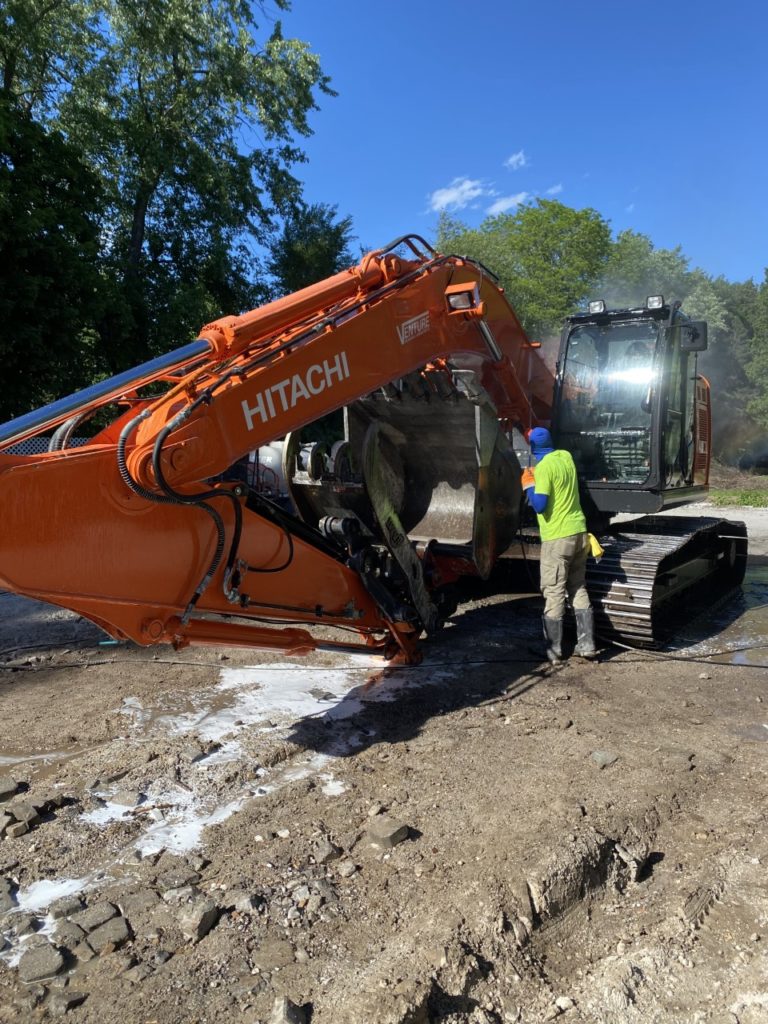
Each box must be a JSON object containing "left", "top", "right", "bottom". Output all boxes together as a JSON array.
[
  {"left": 117, "top": 410, "right": 230, "bottom": 622},
  {"left": 150, "top": 419, "right": 241, "bottom": 606},
  {"left": 49, "top": 411, "right": 91, "bottom": 451}
]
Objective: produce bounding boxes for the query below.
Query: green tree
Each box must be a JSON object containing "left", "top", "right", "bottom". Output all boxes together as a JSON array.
[
  {"left": 600, "top": 230, "right": 692, "bottom": 307},
  {"left": 437, "top": 200, "right": 612, "bottom": 337},
  {"left": 0, "top": 0, "right": 100, "bottom": 116},
  {"left": 2, "top": 0, "right": 334, "bottom": 373},
  {"left": 0, "top": 100, "right": 105, "bottom": 421},
  {"left": 267, "top": 202, "right": 355, "bottom": 295},
  {"left": 745, "top": 271, "right": 768, "bottom": 432},
  {"left": 688, "top": 276, "right": 759, "bottom": 460}
]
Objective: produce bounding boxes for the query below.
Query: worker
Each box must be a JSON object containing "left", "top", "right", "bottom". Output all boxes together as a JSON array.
[{"left": 521, "top": 427, "right": 597, "bottom": 663}]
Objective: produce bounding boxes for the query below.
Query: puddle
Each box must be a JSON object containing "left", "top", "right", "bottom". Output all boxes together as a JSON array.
[
  {"left": 110, "top": 654, "right": 461, "bottom": 748},
  {"left": 733, "top": 724, "right": 768, "bottom": 742},
  {"left": 0, "top": 748, "right": 87, "bottom": 785},
  {"left": 14, "top": 877, "right": 92, "bottom": 914},
  {"left": 669, "top": 566, "right": 768, "bottom": 667},
  {"left": 321, "top": 775, "right": 347, "bottom": 796}
]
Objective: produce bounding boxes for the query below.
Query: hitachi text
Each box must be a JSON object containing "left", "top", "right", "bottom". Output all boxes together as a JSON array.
[{"left": 241, "top": 351, "right": 350, "bottom": 430}]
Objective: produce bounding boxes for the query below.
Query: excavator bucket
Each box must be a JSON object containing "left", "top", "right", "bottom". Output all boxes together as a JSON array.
[{"left": 286, "top": 371, "right": 523, "bottom": 580}]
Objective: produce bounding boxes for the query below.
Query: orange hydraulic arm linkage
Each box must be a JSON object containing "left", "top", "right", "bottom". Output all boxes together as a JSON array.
[{"left": 0, "top": 236, "right": 553, "bottom": 663}]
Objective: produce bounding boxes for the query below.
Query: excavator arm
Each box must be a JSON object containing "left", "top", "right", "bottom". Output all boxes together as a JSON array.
[{"left": 0, "top": 236, "right": 553, "bottom": 662}]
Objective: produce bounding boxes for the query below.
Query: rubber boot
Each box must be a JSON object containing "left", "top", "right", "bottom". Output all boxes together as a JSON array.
[
  {"left": 542, "top": 616, "right": 564, "bottom": 664},
  {"left": 574, "top": 607, "right": 597, "bottom": 659}
]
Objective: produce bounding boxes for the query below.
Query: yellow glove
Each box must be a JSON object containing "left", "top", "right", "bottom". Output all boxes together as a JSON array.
[
  {"left": 587, "top": 533, "right": 604, "bottom": 559},
  {"left": 521, "top": 467, "right": 535, "bottom": 490}
]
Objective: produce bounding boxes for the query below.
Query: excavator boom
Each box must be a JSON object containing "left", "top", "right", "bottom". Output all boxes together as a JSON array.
[{"left": 0, "top": 236, "right": 553, "bottom": 662}]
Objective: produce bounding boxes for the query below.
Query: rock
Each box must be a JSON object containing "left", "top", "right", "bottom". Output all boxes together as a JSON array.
[
  {"left": 41, "top": 791, "right": 67, "bottom": 810},
  {"left": 87, "top": 915, "right": 131, "bottom": 954},
  {"left": 698, "top": 672, "right": 711, "bottom": 680},
  {"left": 118, "top": 890, "right": 160, "bottom": 919},
  {"left": 178, "top": 899, "right": 219, "bottom": 943},
  {"left": 367, "top": 816, "right": 410, "bottom": 850},
  {"left": 276, "top": 828, "right": 291, "bottom": 839},
  {"left": 591, "top": 750, "right": 619, "bottom": 770},
  {"left": 11, "top": 984, "right": 46, "bottom": 1014},
  {"left": 72, "top": 942, "right": 95, "bottom": 963},
  {"left": 161, "top": 885, "right": 199, "bottom": 906},
  {"left": 7, "top": 821, "right": 29, "bottom": 838},
  {"left": 367, "top": 801, "right": 384, "bottom": 817},
  {"left": 111, "top": 790, "right": 143, "bottom": 808},
  {"left": 230, "top": 890, "right": 261, "bottom": 914},
  {"left": 337, "top": 859, "right": 357, "bottom": 878},
  {"left": 49, "top": 895, "right": 83, "bottom": 920},
  {"left": 7, "top": 801, "right": 41, "bottom": 826},
  {"left": 18, "top": 942, "right": 64, "bottom": 983},
  {"left": 270, "top": 996, "right": 307, "bottom": 1023},
  {"left": 71, "top": 901, "right": 118, "bottom": 933},
  {"left": 157, "top": 868, "right": 201, "bottom": 891},
  {"left": 0, "top": 812, "right": 13, "bottom": 836},
  {"left": 313, "top": 838, "right": 341, "bottom": 864},
  {"left": 182, "top": 743, "right": 205, "bottom": 763},
  {"left": 124, "top": 963, "right": 153, "bottom": 983},
  {"left": 312, "top": 880, "right": 336, "bottom": 902},
  {"left": 305, "top": 894, "right": 324, "bottom": 915},
  {"left": 107, "top": 952, "right": 136, "bottom": 975},
  {"left": 0, "top": 876, "right": 15, "bottom": 913},
  {"left": 9, "top": 912, "right": 38, "bottom": 936},
  {"left": 48, "top": 991, "right": 87, "bottom": 1016},
  {"left": 0, "top": 775, "right": 19, "bottom": 802},
  {"left": 555, "top": 996, "right": 575, "bottom": 1011},
  {"left": 54, "top": 920, "right": 87, "bottom": 950}
]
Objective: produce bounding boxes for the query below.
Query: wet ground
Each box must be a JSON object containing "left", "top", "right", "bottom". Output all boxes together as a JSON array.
[{"left": 0, "top": 504, "right": 767, "bottom": 1022}]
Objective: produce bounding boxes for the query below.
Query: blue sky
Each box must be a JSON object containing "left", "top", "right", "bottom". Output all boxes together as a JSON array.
[{"left": 280, "top": 0, "right": 767, "bottom": 283}]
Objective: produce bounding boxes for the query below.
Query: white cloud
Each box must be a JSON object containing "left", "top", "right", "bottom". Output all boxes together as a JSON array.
[
  {"left": 487, "top": 191, "right": 530, "bottom": 216},
  {"left": 504, "top": 150, "right": 527, "bottom": 171},
  {"left": 428, "top": 177, "right": 489, "bottom": 212},
  {"left": 546, "top": 183, "right": 563, "bottom": 195},
  {"left": 625, "top": 202, "right": 635, "bottom": 213}
]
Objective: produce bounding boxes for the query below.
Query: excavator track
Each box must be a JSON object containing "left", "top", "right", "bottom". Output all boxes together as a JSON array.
[{"left": 586, "top": 516, "right": 748, "bottom": 645}]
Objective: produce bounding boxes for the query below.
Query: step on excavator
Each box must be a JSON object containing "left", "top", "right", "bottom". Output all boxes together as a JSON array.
[{"left": 0, "top": 236, "right": 747, "bottom": 663}]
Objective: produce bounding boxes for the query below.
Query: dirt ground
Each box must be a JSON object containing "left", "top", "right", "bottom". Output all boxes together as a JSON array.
[{"left": 1, "top": 504, "right": 767, "bottom": 1024}]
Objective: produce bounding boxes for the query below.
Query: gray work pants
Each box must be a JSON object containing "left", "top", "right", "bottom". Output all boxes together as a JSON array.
[{"left": 539, "top": 532, "right": 591, "bottom": 619}]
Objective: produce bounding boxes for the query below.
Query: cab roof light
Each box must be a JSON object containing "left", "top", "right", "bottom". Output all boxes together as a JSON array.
[
  {"left": 647, "top": 294, "right": 664, "bottom": 309},
  {"left": 588, "top": 299, "right": 606, "bottom": 314}
]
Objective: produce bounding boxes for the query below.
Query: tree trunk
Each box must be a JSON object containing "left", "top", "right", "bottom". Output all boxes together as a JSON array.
[{"left": 126, "top": 180, "right": 156, "bottom": 280}]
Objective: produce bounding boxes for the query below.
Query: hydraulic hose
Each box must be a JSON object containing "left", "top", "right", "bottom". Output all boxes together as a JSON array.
[{"left": 117, "top": 409, "right": 230, "bottom": 623}]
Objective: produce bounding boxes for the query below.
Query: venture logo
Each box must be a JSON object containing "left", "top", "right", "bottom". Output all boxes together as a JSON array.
[
  {"left": 397, "top": 311, "right": 430, "bottom": 345},
  {"left": 242, "top": 351, "right": 350, "bottom": 429}
]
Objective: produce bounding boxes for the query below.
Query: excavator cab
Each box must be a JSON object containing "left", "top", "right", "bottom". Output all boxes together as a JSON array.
[
  {"left": 552, "top": 298, "right": 746, "bottom": 644},
  {"left": 553, "top": 298, "right": 711, "bottom": 520}
]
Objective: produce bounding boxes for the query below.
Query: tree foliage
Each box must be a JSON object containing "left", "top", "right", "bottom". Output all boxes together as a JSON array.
[
  {"left": 267, "top": 202, "right": 355, "bottom": 294},
  {"left": 0, "top": 0, "right": 335, "bottom": 415},
  {"left": 0, "top": 99, "right": 105, "bottom": 417},
  {"left": 437, "top": 200, "right": 612, "bottom": 337},
  {"left": 744, "top": 271, "right": 768, "bottom": 432}
]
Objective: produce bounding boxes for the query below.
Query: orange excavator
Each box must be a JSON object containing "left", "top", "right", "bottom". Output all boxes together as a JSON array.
[{"left": 0, "top": 236, "right": 746, "bottom": 662}]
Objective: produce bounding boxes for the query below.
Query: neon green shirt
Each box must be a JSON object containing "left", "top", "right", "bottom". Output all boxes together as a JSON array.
[{"left": 533, "top": 450, "right": 587, "bottom": 542}]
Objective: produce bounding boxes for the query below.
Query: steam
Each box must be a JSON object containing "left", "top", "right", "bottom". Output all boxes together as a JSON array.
[{"left": 587, "top": 274, "right": 766, "bottom": 466}]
